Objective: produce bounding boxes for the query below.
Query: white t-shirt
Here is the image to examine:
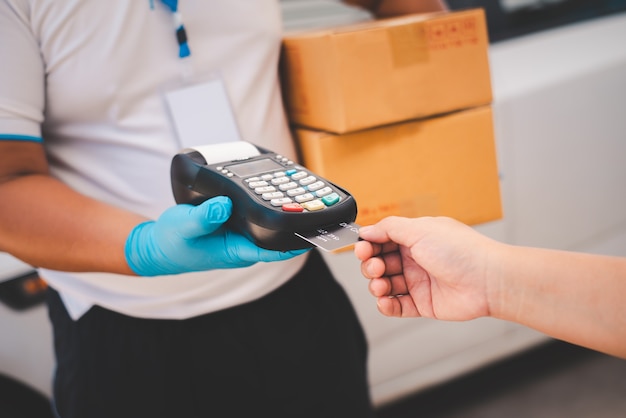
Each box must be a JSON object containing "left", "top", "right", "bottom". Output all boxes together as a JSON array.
[{"left": 0, "top": 0, "right": 307, "bottom": 319}]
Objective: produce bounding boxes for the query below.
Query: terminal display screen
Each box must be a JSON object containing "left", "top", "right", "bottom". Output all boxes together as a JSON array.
[{"left": 226, "top": 158, "right": 284, "bottom": 177}]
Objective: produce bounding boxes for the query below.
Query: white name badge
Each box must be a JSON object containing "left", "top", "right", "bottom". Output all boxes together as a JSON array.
[{"left": 164, "top": 75, "right": 242, "bottom": 148}]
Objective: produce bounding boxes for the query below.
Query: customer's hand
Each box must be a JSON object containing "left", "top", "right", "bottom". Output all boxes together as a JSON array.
[
  {"left": 354, "top": 216, "right": 497, "bottom": 320},
  {"left": 125, "top": 196, "right": 305, "bottom": 276}
]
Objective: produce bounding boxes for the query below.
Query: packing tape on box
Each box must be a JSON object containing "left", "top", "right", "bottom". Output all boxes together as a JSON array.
[{"left": 388, "top": 22, "right": 429, "bottom": 67}]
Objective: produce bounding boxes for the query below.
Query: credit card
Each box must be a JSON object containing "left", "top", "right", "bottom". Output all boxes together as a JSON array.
[{"left": 295, "top": 222, "right": 361, "bottom": 253}]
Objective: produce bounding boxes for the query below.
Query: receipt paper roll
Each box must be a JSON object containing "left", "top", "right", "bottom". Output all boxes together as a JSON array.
[{"left": 187, "top": 141, "right": 261, "bottom": 165}]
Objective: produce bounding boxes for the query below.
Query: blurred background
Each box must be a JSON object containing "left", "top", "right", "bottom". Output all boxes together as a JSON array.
[{"left": 2, "top": 1, "right": 626, "bottom": 416}]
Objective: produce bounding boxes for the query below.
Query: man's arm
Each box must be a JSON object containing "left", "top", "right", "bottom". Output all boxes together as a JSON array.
[
  {"left": 0, "top": 140, "right": 305, "bottom": 277},
  {"left": 344, "top": 0, "right": 448, "bottom": 17},
  {"left": 0, "top": 140, "right": 144, "bottom": 274}
]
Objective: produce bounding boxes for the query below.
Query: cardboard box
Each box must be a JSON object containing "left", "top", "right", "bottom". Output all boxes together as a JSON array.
[
  {"left": 294, "top": 106, "right": 501, "bottom": 226},
  {"left": 281, "top": 8, "right": 492, "bottom": 134}
]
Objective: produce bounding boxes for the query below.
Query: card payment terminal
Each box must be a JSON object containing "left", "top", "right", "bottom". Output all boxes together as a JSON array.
[{"left": 171, "top": 142, "right": 358, "bottom": 251}]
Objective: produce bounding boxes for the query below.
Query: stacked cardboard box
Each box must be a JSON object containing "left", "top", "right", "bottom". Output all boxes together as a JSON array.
[{"left": 280, "top": 8, "right": 502, "bottom": 226}]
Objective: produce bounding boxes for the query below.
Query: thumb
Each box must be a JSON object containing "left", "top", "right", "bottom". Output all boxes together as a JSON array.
[
  {"left": 174, "top": 196, "right": 233, "bottom": 239},
  {"left": 366, "top": 217, "right": 420, "bottom": 248}
]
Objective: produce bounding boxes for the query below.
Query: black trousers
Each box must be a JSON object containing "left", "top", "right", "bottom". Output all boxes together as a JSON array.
[{"left": 47, "top": 251, "right": 375, "bottom": 418}]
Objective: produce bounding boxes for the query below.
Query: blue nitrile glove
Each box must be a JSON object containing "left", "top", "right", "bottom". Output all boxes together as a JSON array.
[{"left": 124, "top": 196, "right": 306, "bottom": 276}]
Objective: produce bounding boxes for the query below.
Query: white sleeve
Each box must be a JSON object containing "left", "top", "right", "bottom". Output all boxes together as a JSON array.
[{"left": 0, "top": 0, "right": 45, "bottom": 139}]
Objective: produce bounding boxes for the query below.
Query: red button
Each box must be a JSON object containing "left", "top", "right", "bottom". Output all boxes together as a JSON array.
[{"left": 282, "top": 203, "right": 304, "bottom": 212}]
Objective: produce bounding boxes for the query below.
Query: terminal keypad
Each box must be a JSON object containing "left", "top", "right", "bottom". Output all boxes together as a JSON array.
[{"left": 244, "top": 169, "right": 341, "bottom": 212}]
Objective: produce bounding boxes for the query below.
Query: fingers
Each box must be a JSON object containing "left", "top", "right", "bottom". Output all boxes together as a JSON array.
[
  {"left": 377, "top": 294, "right": 421, "bottom": 318},
  {"left": 357, "top": 238, "right": 409, "bottom": 297},
  {"left": 368, "top": 275, "right": 409, "bottom": 297},
  {"left": 177, "top": 196, "right": 233, "bottom": 238},
  {"left": 360, "top": 256, "right": 385, "bottom": 279},
  {"left": 255, "top": 247, "right": 310, "bottom": 263},
  {"left": 224, "top": 231, "right": 310, "bottom": 264},
  {"left": 359, "top": 217, "right": 424, "bottom": 253},
  {"left": 354, "top": 240, "right": 399, "bottom": 262},
  {"left": 360, "top": 249, "right": 405, "bottom": 280},
  {"left": 358, "top": 217, "right": 411, "bottom": 245},
  {"left": 354, "top": 240, "right": 379, "bottom": 261},
  {"left": 358, "top": 222, "right": 393, "bottom": 244},
  {"left": 357, "top": 218, "right": 434, "bottom": 318}
]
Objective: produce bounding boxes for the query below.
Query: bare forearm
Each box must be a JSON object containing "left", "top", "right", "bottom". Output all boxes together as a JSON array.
[
  {"left": 491, "top": 244, "right": 626, "bottom": 358},
  {"left": 345, "top": 0, "right": 448, "bottom": 17},
  {"left": 0, "top": 174, "right": 144, "bottom": 275}
]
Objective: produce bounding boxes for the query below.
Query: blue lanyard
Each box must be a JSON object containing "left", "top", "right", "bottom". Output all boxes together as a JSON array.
[{"left": 159, "top": 0, "right": 191, "bottom": 58}]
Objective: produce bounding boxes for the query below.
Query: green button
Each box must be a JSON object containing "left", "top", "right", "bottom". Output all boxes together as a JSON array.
[{"left": 322, "top": 193, "right": 340, "bottom": 206}]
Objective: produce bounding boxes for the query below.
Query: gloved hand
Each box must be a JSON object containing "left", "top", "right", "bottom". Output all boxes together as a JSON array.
[{"left": 125, "top": 196, "right": 307, "bottom": 276}]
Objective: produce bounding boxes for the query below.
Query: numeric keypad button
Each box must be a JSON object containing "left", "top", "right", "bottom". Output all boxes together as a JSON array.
[
  {"left": 295, "top": 193, "right": 315, "bottom": 203},
  {"left": 287, "top": 187, "right": 307, "bottom": 197},
  {"left": 262, "top": 191, "right": 284, "bottom": 200},
  {"left": 270, "top": 197, "right": 293, "bottom": 207},
  {"left": 290, "top": 171, "right": 308, "bottom": 181},
  {"left": 315, "top": 187, "right": 333, "bottom": 197},
  {"left": 248, "top": 180, "right": 269, "bottom": 188},
  {"left": 299, "top": 176, "right": 316, "bottom": 186},
  {"left": 279, "top": 182, "right": 298, "bottom": 191},
  {"left": 271, "top": 177, "right": 290, "bottom": 185},
  {"left": 302, "top": 200, "right": 325, "bottom": 211},
  {"left": 254, "top": 186, "right": 276, "bottom": 194},
  {"left": 306, "top": 181, "right": 325, "bottom": 192}
]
